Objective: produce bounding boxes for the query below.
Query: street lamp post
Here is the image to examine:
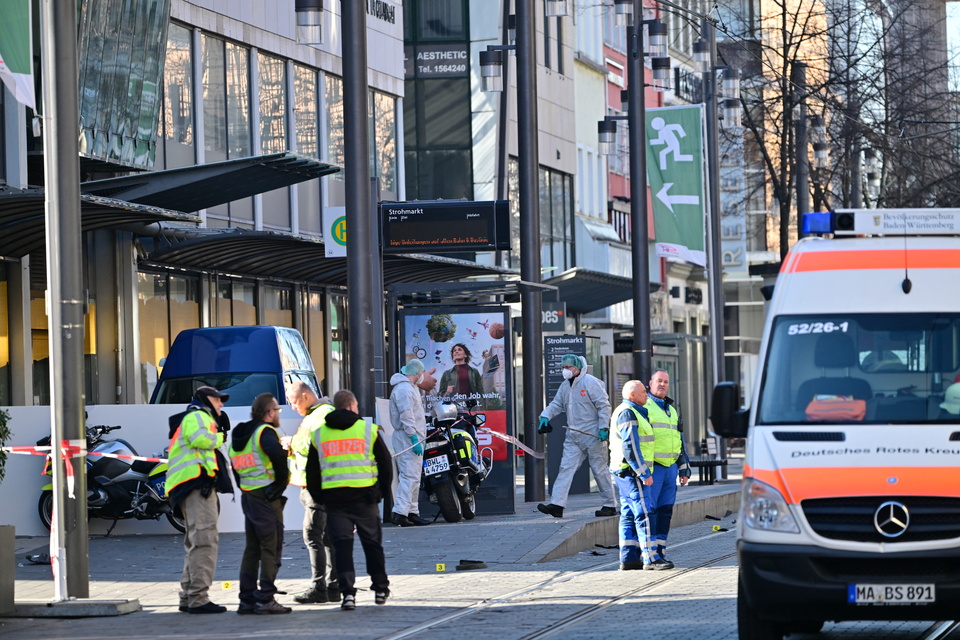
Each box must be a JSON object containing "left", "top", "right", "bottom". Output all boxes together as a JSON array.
[
  {"left": 694, "top": 20, "right": 740, "bottom": 388},
  {"left": 482, "top": 0, "right": 561, "bottom": 501},
  {"left": 516, "top": 0, "right": 547, "bottom": 502},
  {"left": 600, "top": 1, "right": 672, "bottom": 383},
  {"left": 341, "top": 2, "right": 376, "bottom": 414}
]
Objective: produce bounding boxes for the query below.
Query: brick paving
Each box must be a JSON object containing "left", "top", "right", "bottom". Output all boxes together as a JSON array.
[{"left": 2, "top": 466, "right": 942, "bottom": 640}]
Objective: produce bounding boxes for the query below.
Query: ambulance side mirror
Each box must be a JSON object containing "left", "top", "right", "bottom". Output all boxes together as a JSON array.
[{"left": 711, "top": 382, "right": 749, "bottom": 438}]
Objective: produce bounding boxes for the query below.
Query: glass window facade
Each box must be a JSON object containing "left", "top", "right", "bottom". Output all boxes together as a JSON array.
[
  {"left": 295, "top": 65, "right": 319, "bottom": 159},
  {"left": 403, "top": 2, "right": 472, "bottom": 201},
  {"left": 507, "top": 159, "right": 575, "bottom": 274},
  {"left": 325, "top": 74, "right": 345, "bottom": 177},
  {"left": 226, "top": 42, "right": 251, "bottom": 158},
  {"left": 259, "top": 53, "right": 287, "bottom": 154},
  {"left": 370, "top": 91, "right": 397, "bottom": 194},
  {"left": 161, "top": 23, "right": 194, "bottom": 167},
  {"left": 263, "top": 284, "right": 293, "bottom": 327},
  {"left": 413, "top": 0, "right": 466, "bottom": 40},
  {"left": 137, "top": 271, "right": 200, "bottom": 401},
  {"left": 78, "top": 0, "right": 170, "bottom": 169},
  {"left": 157, "top": 21, "right": 399, "bottom": 229},
  {"left": 202, "top": 34, "right": 228, "bottom": 160}
]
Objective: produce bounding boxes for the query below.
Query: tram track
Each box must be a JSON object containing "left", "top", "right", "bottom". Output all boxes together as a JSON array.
[
  {"left": 922, "top": 621, "right": 960, "bottom": 640},
  {"left": 381, "top": 529, "right": 737, "bottom": 640}
]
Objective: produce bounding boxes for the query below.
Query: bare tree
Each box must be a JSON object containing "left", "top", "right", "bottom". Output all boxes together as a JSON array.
[{"left": 717, "top": 0, "right": 960, "bottom": 260}]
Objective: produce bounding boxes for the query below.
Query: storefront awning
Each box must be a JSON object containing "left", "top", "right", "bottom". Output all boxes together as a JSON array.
[
  {"left": 544, "top": 267, "right": 638, "bottom": 314},
  {"left": 141, "top": 228, "right": 515, "bottom": 285},
  {"left": 0, "top": 188, "right": 200, "bottom": 258},
  {"left": 81, "top": 152, "right": 340, "bottom": 212}
]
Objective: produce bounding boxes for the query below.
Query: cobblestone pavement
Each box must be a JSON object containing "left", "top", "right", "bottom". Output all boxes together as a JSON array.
[{"left": 1, "top": 483, "right": 948, "bottom": 640}]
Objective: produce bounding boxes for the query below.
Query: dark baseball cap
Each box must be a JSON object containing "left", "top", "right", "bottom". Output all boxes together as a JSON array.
[{"left": 195, "top": 385, "right": 230, "bottom": 402}]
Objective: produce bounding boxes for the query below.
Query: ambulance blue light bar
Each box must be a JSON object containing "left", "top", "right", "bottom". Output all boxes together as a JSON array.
[
  {"left": 802, "top": 209, "right": 960, "bottom": 237},
  {"left": 801, "top": 212, "right": 834, "bottom": 235}
]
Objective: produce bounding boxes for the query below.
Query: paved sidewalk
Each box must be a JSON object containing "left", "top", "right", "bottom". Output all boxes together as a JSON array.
[{"left": 2, "top": 481, "right": 740, "bottom": 639}]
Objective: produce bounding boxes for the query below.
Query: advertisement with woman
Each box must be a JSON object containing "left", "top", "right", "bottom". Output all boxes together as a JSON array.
[{"left": 398, "top": 307, "right": 514, "bottom": 515}]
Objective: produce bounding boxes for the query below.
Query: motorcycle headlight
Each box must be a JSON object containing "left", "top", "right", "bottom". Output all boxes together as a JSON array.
[{"left": 743, "top": 477, "right": 800, "bottom": 534}]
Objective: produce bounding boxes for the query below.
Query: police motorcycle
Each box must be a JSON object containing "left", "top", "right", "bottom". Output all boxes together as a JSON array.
[
  {"left": 421, "top": 400, "right": 492, "bottom": 523},
  {"left": 37, "top": 423, "right": 185, "bottom": 534}
]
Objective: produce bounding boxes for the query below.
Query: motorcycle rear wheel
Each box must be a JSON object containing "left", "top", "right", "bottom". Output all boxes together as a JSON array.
[
  {"left": 460, "top": 492, "right": 476, "bottom": 520},
  {"left": 38, "top": 491, "right": 53, "bottom": 530},
  {"left": 436, "top": 481, "right": 462, "bottom": 523},
  {"left": 166, "top": 510, "right": 186, "bottom": 533}
]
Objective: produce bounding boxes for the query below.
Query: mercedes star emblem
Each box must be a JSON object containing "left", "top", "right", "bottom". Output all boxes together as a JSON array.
[{"left": 874, "top": 501, "right": 910, "bottom": 538}]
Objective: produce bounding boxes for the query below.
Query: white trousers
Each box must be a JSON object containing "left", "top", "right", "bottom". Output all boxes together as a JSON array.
[
  {"left": 391, "top": 429, "right": 423, "bottom": 516},
  {"left": 550, "top": 435, "right": 616, "bottom": 508}
]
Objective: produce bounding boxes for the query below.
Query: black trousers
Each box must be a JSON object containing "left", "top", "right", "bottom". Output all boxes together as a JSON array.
[
  {"left": 325, "top": 500, "right": 389, "bottom": 596},
  {"left": 238, "top": 490, "right": 285, "bottom": 606}
]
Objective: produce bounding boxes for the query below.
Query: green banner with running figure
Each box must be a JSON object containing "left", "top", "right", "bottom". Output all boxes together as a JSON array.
[
  {"left": 0, "top": 0, "right": 34, "bottom": 110},
  {"left": 645, "top": 105, "right": 706, "bottom": 266}
]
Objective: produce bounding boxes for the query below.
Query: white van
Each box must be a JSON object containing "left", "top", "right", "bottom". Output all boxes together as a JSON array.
[{"left": 711, "top": 209, "right": 960, "bottom": 640}]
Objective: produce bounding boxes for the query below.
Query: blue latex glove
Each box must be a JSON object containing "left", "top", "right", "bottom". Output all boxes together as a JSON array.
[
  {"left": 537, "top": 417, "right": 552, "bottom": 434},
  {"left": 410, "top": 434, "right": 424, "bottom": 456},
  {"left": 598, "top": 428, "right": 609, "bottom": 442}
]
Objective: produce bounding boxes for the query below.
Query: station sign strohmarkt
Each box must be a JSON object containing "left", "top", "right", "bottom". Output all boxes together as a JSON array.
[{"left": 380, "top": 200, "right": 510, "bottom": 254}]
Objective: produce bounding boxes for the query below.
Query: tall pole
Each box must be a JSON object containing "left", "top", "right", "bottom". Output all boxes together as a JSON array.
[
  {"left": 628, "top": 1, "right": 651, "bottom": 383},
  {"left": 847, "top": 78, "right": 862, "bottom": 207},
  {"left": 370, "top": 178, "right": 386, "bottom": 401},
  {"left": 41, "top": 0, "right": 89, "bottom": 598},
  {"left": 793, "top": 61, "right": 810, "bottom": 237},
  {"left": 496, "top": 0, "right": 511, "bottom": 203},
  {"left": 517, "top": 0, "right": 545, "bottom": 502},
  {"left": 702, "top": 20, "right": 725, "bottom": 386},
  {"left": 342, "top": 1, "right": 376, "bottom": 414}
]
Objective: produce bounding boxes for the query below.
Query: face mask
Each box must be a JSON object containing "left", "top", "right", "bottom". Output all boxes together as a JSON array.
[
  {"left": 417, "top": 374, "right": 424, "bottom": 384},
  {"left": 561, "top": 368, "right": 574, "bottom": 380}
]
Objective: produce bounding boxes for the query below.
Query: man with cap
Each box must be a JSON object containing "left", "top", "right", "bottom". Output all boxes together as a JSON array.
[
  {"left": 388, "top": 359, "right": 432, "bottom": 526},
  {"left": 168, "top": 385, "right": 231, "bottom": 613},
  {"left": 536, "top": 354, "right": 616, "bottom": 518}
]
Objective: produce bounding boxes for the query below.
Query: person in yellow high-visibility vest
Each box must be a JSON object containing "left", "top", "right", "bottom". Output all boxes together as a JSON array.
[
  {"left": 283, "top": 381, "right": 338, "bottom": 604},
  {"left": 229, "top": 393, "right": 290, "bottom": 615},
  {"left": 167, "top": 385, "right": 230, "bottom": 614},
  {"left": 645, "top": 370, "right": 692, "bottom": 569},
  {"left": 305, "top": 389, "right": 393, "bottom": 611}
]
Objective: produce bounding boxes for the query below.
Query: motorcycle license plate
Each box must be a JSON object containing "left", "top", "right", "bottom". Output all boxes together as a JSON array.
[
  {"left": 423, "top": 455, "right": 450, "bottom": 475},
  {"left": 848, "top": 584, "right": 935, "bottom": 605}
]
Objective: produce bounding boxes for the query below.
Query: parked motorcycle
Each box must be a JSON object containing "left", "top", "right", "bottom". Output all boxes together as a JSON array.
[
  {"left": 421, "top": 400, "right": 492, "bottom": 523},
  {"left": 37, "top": 424, "right": 185, "bottom": 534}
]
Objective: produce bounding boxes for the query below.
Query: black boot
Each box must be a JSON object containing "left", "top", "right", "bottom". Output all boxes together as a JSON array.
[
  {"left": 537, "top": 503, "right": 564, "bottom": 518},
  {"left": 391, "top": 512, "right": 414, "bottom": 527},
  {"left": 407, "top": 513, "right": 432, "bottom": 526}
]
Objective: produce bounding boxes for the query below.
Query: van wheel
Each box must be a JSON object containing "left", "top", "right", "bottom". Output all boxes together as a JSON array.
[{"left": 738, "top": 576, "right": 783, "bottom": 640}]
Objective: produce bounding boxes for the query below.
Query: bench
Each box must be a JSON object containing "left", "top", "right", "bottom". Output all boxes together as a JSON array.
[{"left": 688, "top": 436, "right": 728, "bottom": 485}]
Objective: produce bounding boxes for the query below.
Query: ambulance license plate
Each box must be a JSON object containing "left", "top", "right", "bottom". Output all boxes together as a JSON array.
[
  {"left": 423, "top": 455, "right": 450, "bottom": 475},
  {"left": 849, "top": 584, "right": 935, "bottom": 604}
]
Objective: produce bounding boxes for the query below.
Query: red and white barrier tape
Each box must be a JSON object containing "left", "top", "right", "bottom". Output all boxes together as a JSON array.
[
  {"left": 1, "top": 445, "right": 168, "bottom": 464},
  {"left": 477, "top": 428, "right": 545, "bottom": 459}
]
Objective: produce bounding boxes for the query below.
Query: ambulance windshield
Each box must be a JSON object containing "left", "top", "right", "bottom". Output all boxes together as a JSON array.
[{"left": 757, "top": 313, "right": 960, "bottom": 425}]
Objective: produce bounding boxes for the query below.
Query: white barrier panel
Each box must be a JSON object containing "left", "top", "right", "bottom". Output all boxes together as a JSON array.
[{"left": 0, "top": 404, "right": 306, "bottom": 536}]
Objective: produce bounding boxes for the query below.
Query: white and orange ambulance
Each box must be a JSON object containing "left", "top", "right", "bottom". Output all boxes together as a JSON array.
[{"left": 711, "top": 209, "right": 960, "bottom": 640}]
